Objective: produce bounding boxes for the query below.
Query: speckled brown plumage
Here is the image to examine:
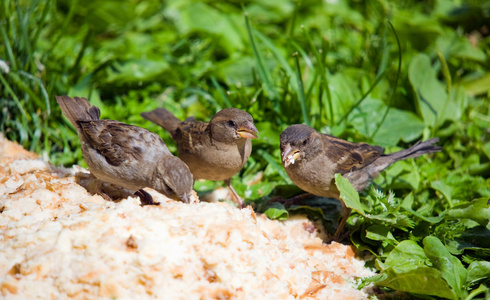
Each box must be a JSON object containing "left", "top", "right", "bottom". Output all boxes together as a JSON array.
[
  {"left": 141, "top": 107, "right": 258, "bottom": 208},
  {"left": 57, "top": 95, "right": 193, "bottom": 204},
  {"left": 280, "top": 124, "right": 441, "bottom": 238}
]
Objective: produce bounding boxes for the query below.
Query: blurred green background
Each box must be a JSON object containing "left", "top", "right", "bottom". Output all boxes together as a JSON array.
[{"left": 1, "top": 0, "right": 490, "bottom": 298}]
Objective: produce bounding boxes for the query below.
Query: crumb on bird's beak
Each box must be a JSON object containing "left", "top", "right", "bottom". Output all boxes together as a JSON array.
[
  {"left": 281, "top": 144, "right": 301, "bottom": 167},
  {"left": 237, "top": 122, "right": 259, "bottom": 139}
]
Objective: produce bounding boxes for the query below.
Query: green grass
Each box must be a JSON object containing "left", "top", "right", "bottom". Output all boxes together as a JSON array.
[{"left": 2, "top": 0, "right": 490, "bottom": 298}]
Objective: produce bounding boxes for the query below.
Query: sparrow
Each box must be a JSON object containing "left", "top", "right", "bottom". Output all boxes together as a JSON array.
[
  {"left": 141, "top": 107, "right": 258, "bottom": 208},
  {"left": 280, "top": 124, "right": 441, "bottom": 238},
  {"left": 56, "top": 95, "right": 193, "bottom": 205}
]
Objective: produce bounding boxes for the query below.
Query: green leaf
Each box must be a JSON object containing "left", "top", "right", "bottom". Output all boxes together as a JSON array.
[
  {"left": 365, "top": 225, "right": 398, "bottom": 245},
  {"left": 431, "top": 180, "right": 454, "bottom": 208},
  {"left": 264, "top": 202, "right": 289, "bottom": 220},
  {"left": 423, "top": 236, "right": 467, "bottom": 299},
  {"left": 466, "top": 261, "right": 490, "bottom": 286},
  {"left": 348, "top": 98, "right": 425, "bottom": 146},
  {"left": 375, "top": 240, "right": 457, "bottom": 299},
  {"left": 446, "top": 198, "right": 490, "bottom": 227},
  {"left": 383, "top": 240, "right": 427, "bottom": 273},
  {"left": 408, "top": 53, "right": 460, "bottom": 126},
  {"left": 377, "top": 267, "right": 456, "bottom": 299},
  {"left": 334, "top": 173, "right": 366, "bottom": 216}
]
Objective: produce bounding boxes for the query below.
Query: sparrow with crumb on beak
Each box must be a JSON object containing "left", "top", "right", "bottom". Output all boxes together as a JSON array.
[
  {"left": 280, "top": 124, "right": 441, "bottom": 239},
  {"left": 57, "top": 95, "right": 194, "bottom": 205},
  {"left": 141, "top": 107, "right": 258, "bottom": 208}
]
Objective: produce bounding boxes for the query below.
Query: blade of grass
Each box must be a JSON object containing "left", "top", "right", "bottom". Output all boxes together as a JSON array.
[
  {"left": 336, "top": 70, "right": 386, "bottom": 125},
  {"left": 183, "top": 87, "right": 221, "bottom": 110},
  {"left": 434, "top": 51, "right": 452, "bottom": 133},
  {"left": 31, "top": 0, "right": 51, "bottom": 51},
  {"left": 210, "top": 76, "right": 232, "bottom": 108},
  {"left": 69, "top": 29, "right": 93, "bottom": 82},
  {"left": 301, "top": 26, "right": 334, "bottom": 124},
  {"left": 244, "top": 12, "right": 278, "bottom": 100},
  {"left": 254, "top": 30, "right": 295, "bottom": 81},
  {"left": 18, "top": 70, "right": 51, "bottom": 115},
  {"left": 15, "top": 0, "right": 33, "bottom": 72},
  {"left": 371, "top": 20, "right": 401, "bottom": 138},
  {"left": 44, "top": 0, "right": 79, "bottom": 59},
  {"left": 8, "top": 72, "right": 46, "bottom": 111},
  {"left": 0, "top": 24, "right": 18, "bottom": 71},
  {"left": 293, "top": 52, "right": 310, "bottom": 126},
  {"left": 257, "top": 149, "right": 292, "bottom": 184},
  {"left": 0, "top": 72, "right": 28, "bottom": 120}
]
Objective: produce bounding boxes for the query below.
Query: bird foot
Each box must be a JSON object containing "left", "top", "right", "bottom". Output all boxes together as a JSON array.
[
  {"left": 135, "top": 189, "right": 160, "bottom": 206},
  {"left": 224, "top": 179, "right": 244, "bottom": 209}
]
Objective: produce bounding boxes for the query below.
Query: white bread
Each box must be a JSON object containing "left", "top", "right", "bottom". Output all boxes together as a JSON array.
[{"left": 0, "top": 134, "right": 374, "bottom": 299}]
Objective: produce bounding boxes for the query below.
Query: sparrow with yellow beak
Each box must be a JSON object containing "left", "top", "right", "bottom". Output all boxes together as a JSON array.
[{"left": 141, "top": 108, "right": 258, "bottom": 208}]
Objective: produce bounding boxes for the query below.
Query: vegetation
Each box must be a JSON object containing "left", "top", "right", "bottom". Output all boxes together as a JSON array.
[{"left": 1, "top": 0, "right": 489, "bottom": 298}]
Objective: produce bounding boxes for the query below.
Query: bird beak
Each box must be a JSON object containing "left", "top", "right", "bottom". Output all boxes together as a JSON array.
[
  {"left": 281, "top": 143, "right": 301, "bottom": 167},
  {"left": 237, "top": 121, "right": 258, "bottom": 139},
  {"left": 176, "top": 192, "right": 190, "bottom": 204}
]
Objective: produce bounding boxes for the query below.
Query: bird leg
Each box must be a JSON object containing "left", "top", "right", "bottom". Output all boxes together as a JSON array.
[
  {"left": 224, "top": 178, "right": 244, "bottom": 209},
  {"left": 95, "top": 180, "right": 114, "bottom": 201},
  {"left": 135, "top": 189, "right": 160, "bottom": 206},
  {"left": 334, "top": 201, "right": 352, "bottom": 240}
]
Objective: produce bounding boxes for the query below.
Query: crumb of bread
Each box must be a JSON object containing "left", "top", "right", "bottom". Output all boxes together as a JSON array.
[{"left": 0, "top": 134, "right": 374, "bottom": 299}]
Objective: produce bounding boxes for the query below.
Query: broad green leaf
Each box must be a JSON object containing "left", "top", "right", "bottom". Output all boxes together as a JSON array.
[
  {"left": 455, "top": 226, "right": 490, "bottom": 250},
  {"left": 423, "top": 236, "right": 467, "bottom": 299},
  {"left": 348, "top": 98, "right": 425, "bottom": 146},
  {"left": 466, "top": 261, "right": 490, "bottom": 286},
  {"left": 431, "top": 180, "right": 454, "bottom": 208},
  {"left": 375, "top": 240, "right": 458, "bottom": 299},
  {"left": 462, "top": 72, "right": 490, "bottom": 97},
  {"left": 383, "top": 240, "right": 427, "bottom": 273},
  {"left": 376, "top": 267, "right": 456, "bottom": 299},
  {"left": 365, "top": 225, "right": 398, "bottom": 245},
  {"left": 264, "top": 202, "right": 289, "bottom": 220},
  {"left": 106, "top": 59, "right": 170, "bottom": 84},
  {"left": 447, "top": 198, "right": 490, "bottom": 227},
  {"left": 335, "top": 173, "right": 366, "bottom": 216},
  {"left": 408, "top": 53, "right": 460, "bottom": 126}
]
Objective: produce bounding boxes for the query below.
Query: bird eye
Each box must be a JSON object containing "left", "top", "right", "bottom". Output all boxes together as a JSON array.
[
  {"left": 302, "top": 138, "right": 308, "bottom": 146},
  {"left": 227, "top": 120, "right": 236, "bottom": 127}
]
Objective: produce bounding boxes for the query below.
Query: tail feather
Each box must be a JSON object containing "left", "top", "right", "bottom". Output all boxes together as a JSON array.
[
  {"left": 141, "top": 108, "right": 182, "bottom": 138},
  {"left": 56, "top": 95, "right": 100, "bottom": 129},
  {"left": 368, "top": 138, "right": 441, "bottom": 175},
  {"left": 388, "top": 138, "right": 441, "bottom": 161}
]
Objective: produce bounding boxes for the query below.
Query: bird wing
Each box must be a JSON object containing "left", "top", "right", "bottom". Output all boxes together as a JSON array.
[
  {"left": 177, "top": 121, "right": 209, "bottom": 153},
  {"left": 322, "top": 134, "right": 384, "bottom": 174},
  {"left": 78, "top": 120, "right": 149, "bottom": 166}
]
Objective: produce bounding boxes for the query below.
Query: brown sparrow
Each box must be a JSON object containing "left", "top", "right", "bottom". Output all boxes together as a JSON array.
[
  {"left": 141, "top": 107, "right": 258, "bottom": 208},
  {"left": 280, "top": 124, "right": 441, "bottom": 238},
  {"left": 56, "top": 95, "right": 193, "bottom": 204}
]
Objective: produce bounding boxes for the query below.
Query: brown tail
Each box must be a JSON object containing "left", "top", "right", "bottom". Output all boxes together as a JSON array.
[
  {"left": 56, "top": 95, "right": 100, "bottom": 129},
  {"left": 141, "top": 108, "right": 182, "bottom": 138},
  {"left": 387, "top": 138, "right": 441, "bottom": 161},
  {"left": 370, "top": 138, "right": 441, "bottom": 174}
]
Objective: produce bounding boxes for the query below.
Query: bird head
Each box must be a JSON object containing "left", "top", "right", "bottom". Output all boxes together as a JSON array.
[
  {"left": 209, "top": 108, "right": 258, "bottom": 143},
  {"left": 280, "top": 124, "right": 322, "bottom": 168},
  {"left": 155, "top": 156, "right": 194, "bottom": 203}
]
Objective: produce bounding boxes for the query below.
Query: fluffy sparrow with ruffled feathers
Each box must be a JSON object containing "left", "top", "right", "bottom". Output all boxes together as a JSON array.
[{"left": 57, "top": 95, "right": 193, "bottom": 205}]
